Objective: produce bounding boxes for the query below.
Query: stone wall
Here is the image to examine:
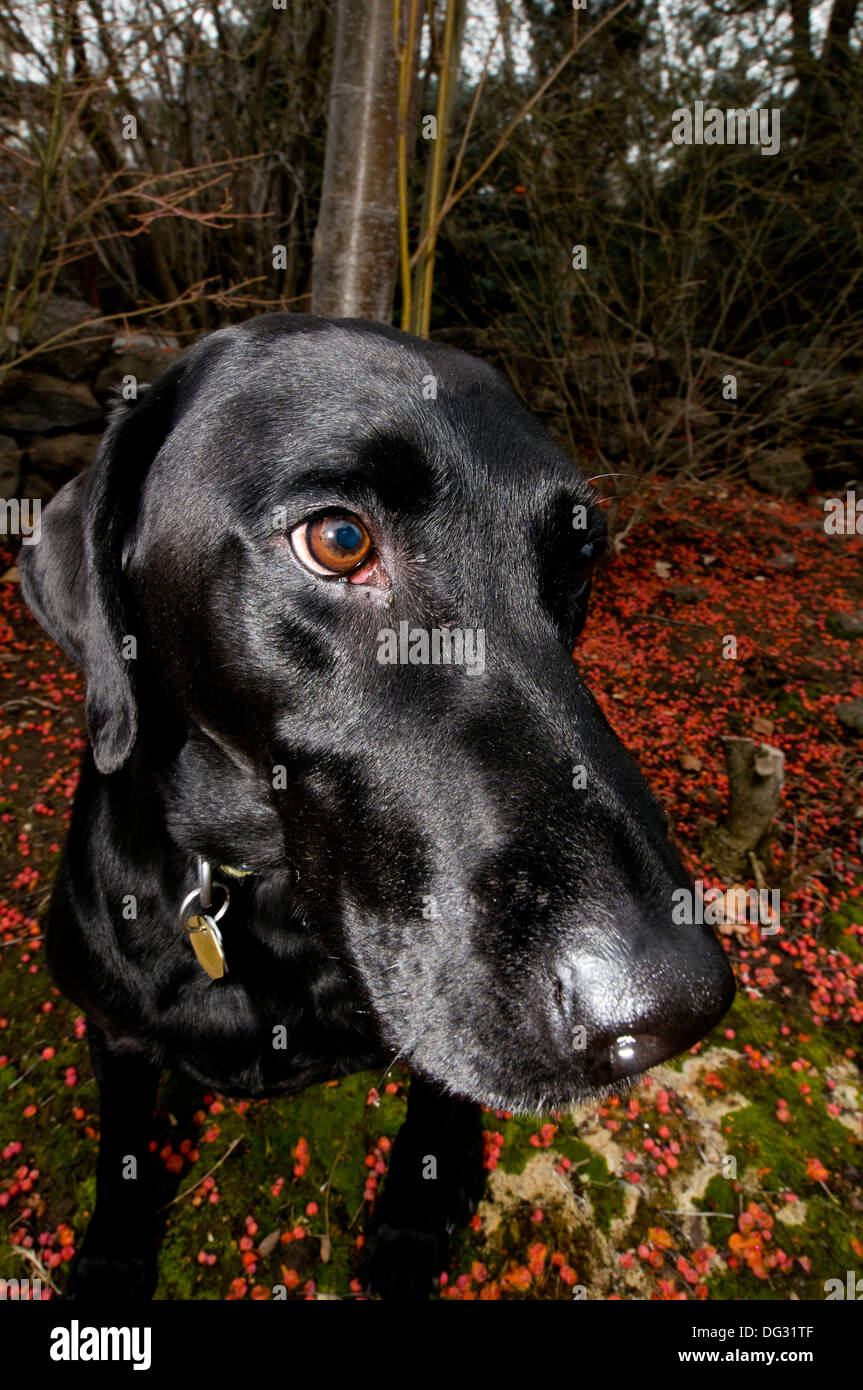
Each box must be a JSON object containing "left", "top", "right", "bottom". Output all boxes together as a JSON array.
[{"left": 0, "top": 295, "right": 181, "bottom": 507}]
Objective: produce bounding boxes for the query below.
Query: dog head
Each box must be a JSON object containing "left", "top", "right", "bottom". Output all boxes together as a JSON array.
[{"left": 20, "top": 313, "right": 734, "bottom": 1110}]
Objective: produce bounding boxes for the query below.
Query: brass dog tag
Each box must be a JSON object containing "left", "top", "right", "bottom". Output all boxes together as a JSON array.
[{"left": 186, "top": 913, "right": 227, "bottom": 980}]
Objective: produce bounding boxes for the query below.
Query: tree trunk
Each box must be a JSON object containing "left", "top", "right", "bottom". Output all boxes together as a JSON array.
[
  {"left": 410, "top": 0, "right": 467, "bottom": 337},
  {"left": 311, "top": 0, "right": 404, "bottom": 321},
  {"left": 701, "top": 737, "right": 785, "bottom": 881}
]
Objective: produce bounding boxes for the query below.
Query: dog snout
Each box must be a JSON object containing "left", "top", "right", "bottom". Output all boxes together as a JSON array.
[{"left": 550, "top": 927, "right": 736, "bottom": 1085}]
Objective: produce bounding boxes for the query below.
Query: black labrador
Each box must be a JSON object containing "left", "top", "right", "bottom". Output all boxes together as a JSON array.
[{"left": 19, "top": 313, "right": 734, "bottom": 1300}]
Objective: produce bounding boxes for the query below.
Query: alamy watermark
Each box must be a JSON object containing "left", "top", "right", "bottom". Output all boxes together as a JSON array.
[
  {"left": 823, "top": 490, "right": 863, "bottom": 535},
  {"left": 376, "top": 621, "right": 486, "bottom": 676},
  {"left": 0, "top": 497, "right": 41, "bottom": 545},
  {"left": 672, "top": 101, "right": 781, "bottom": 157},
  {"left": 49, "top": 1321, "right": 151, "bottom": 1369},
  {"left": 672, "top": 880, "right": 780, "bottom": 935},
  {"left": 0, "top": 1276, "right": 42, "bottom": 1299},
  {"left": 824, "top": 1271, "right": 862, "bottom": 1299}
]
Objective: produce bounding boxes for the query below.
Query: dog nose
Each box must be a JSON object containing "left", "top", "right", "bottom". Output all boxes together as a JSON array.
[
  {"left": 552, "top": 937, "right": 735, "bottom": 1084},
  {"left": 583, "top": 1031, "right": 695, "bottom": 1085}
]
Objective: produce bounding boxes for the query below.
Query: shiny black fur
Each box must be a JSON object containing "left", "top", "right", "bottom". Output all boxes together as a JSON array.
[{"left": 19, "top": 314, "right": 734, "bottom": 1299}]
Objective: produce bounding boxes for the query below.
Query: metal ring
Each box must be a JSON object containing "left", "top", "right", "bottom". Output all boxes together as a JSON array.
[
  {"left": 197, "top": 855, "right": 213, "bottom": 910},
  {"left": 179, "top": 882, "right": 230, "bottom": 928}
]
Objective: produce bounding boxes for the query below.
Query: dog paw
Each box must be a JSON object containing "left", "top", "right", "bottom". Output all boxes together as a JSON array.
[
  {"left": 358, "top": 1222, "right": 448, "bottom": 1300},
  {"left": 357, "top": 1110, "right": 486, "bottom": 1299},
  {"left": 66, "top": 1235, "right": 157, "bottom": 1301},
  {"left": 67, "top": 1251, "right": 157, "bottom": 1301}
]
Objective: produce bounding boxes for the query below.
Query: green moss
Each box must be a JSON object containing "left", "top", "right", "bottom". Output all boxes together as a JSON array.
[
  {"left": 491, "top": 1111, "right": 549, "bottom": 1177},
  {"left": 147, "top": 1069, "right": 413, "bottom": 1299},
  {"left": 720, "top": 994, "right": 856, "bottom": 1073},
  {"left": 702, "top": 1173, "right": 736, "bottom": 1214},
  {"left": 826, "top": 615, "right": 863, "bottom": 640},
  {"left": 772, "top": 690, "right": 806, "bottom": 718},
  {"left": 697, "top": 1005, "right": 861, "bottom": 1299},
  {"left": 582, "top": 1161, "right": 627, "bottom": 1233},
  {"left": 705, "top": 1186, "right": 858, "bottom": 1302},
  {"left": 155, "top": 1226, "right": 203, "bottom": 1301},
  {"left": 2, "top": 892, "right": 860, "bottom": 1301},
  {"left": 722, "top": 1096, "right": 853, "bottom": 1193},
  {"left": 823, "top": 908, "right": 863, "bottom": 961},
  {"left": 772, "top": 682, "right": 828, "bottom": 719}
]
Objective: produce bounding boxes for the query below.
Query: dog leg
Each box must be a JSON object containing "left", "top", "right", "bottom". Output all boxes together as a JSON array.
[
  {"left": 66, "top": 1026, "right": 161, "bottom": 1300},
  {"left": 359, "top": 1075, "right": 485, "bottom": 1299}
]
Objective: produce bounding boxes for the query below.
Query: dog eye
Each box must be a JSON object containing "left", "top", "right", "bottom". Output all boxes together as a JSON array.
[
  {"left": 572, "top": 538, "right": 602, "bottom": 586},
  {"left": 290, "top": 513, "right": 373, "bottom": 577}
]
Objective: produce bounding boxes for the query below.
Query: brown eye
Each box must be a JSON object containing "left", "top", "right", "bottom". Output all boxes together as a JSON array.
[
  {"left": 572, "top": 539, "right": 602, "bottom": 586},
  {"left": 290, "top": 513, "right": 372, "bottom": 576}
]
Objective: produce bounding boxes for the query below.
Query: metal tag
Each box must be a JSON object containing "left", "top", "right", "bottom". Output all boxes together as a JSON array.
[{"left": 186, "top": 912, "right": 227, "bottom": 980}]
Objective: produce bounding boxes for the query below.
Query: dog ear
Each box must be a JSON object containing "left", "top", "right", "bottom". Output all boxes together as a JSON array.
[{"left": 19, "top": 356, "right": 192, "bottom": 774}]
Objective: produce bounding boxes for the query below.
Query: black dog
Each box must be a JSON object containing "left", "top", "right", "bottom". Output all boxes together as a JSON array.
[{"left": 19, "top": 313, "right": 734, "bottom": 1300}]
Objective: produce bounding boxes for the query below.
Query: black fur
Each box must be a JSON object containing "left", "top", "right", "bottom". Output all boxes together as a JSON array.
[{"left": 19, "top": 313, "right": 734, "bottom": 1299}]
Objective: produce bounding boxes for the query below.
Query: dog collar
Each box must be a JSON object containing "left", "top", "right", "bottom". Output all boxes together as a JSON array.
[{"left": 178, "top": 856, "right": 254, "bottom": 981}]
